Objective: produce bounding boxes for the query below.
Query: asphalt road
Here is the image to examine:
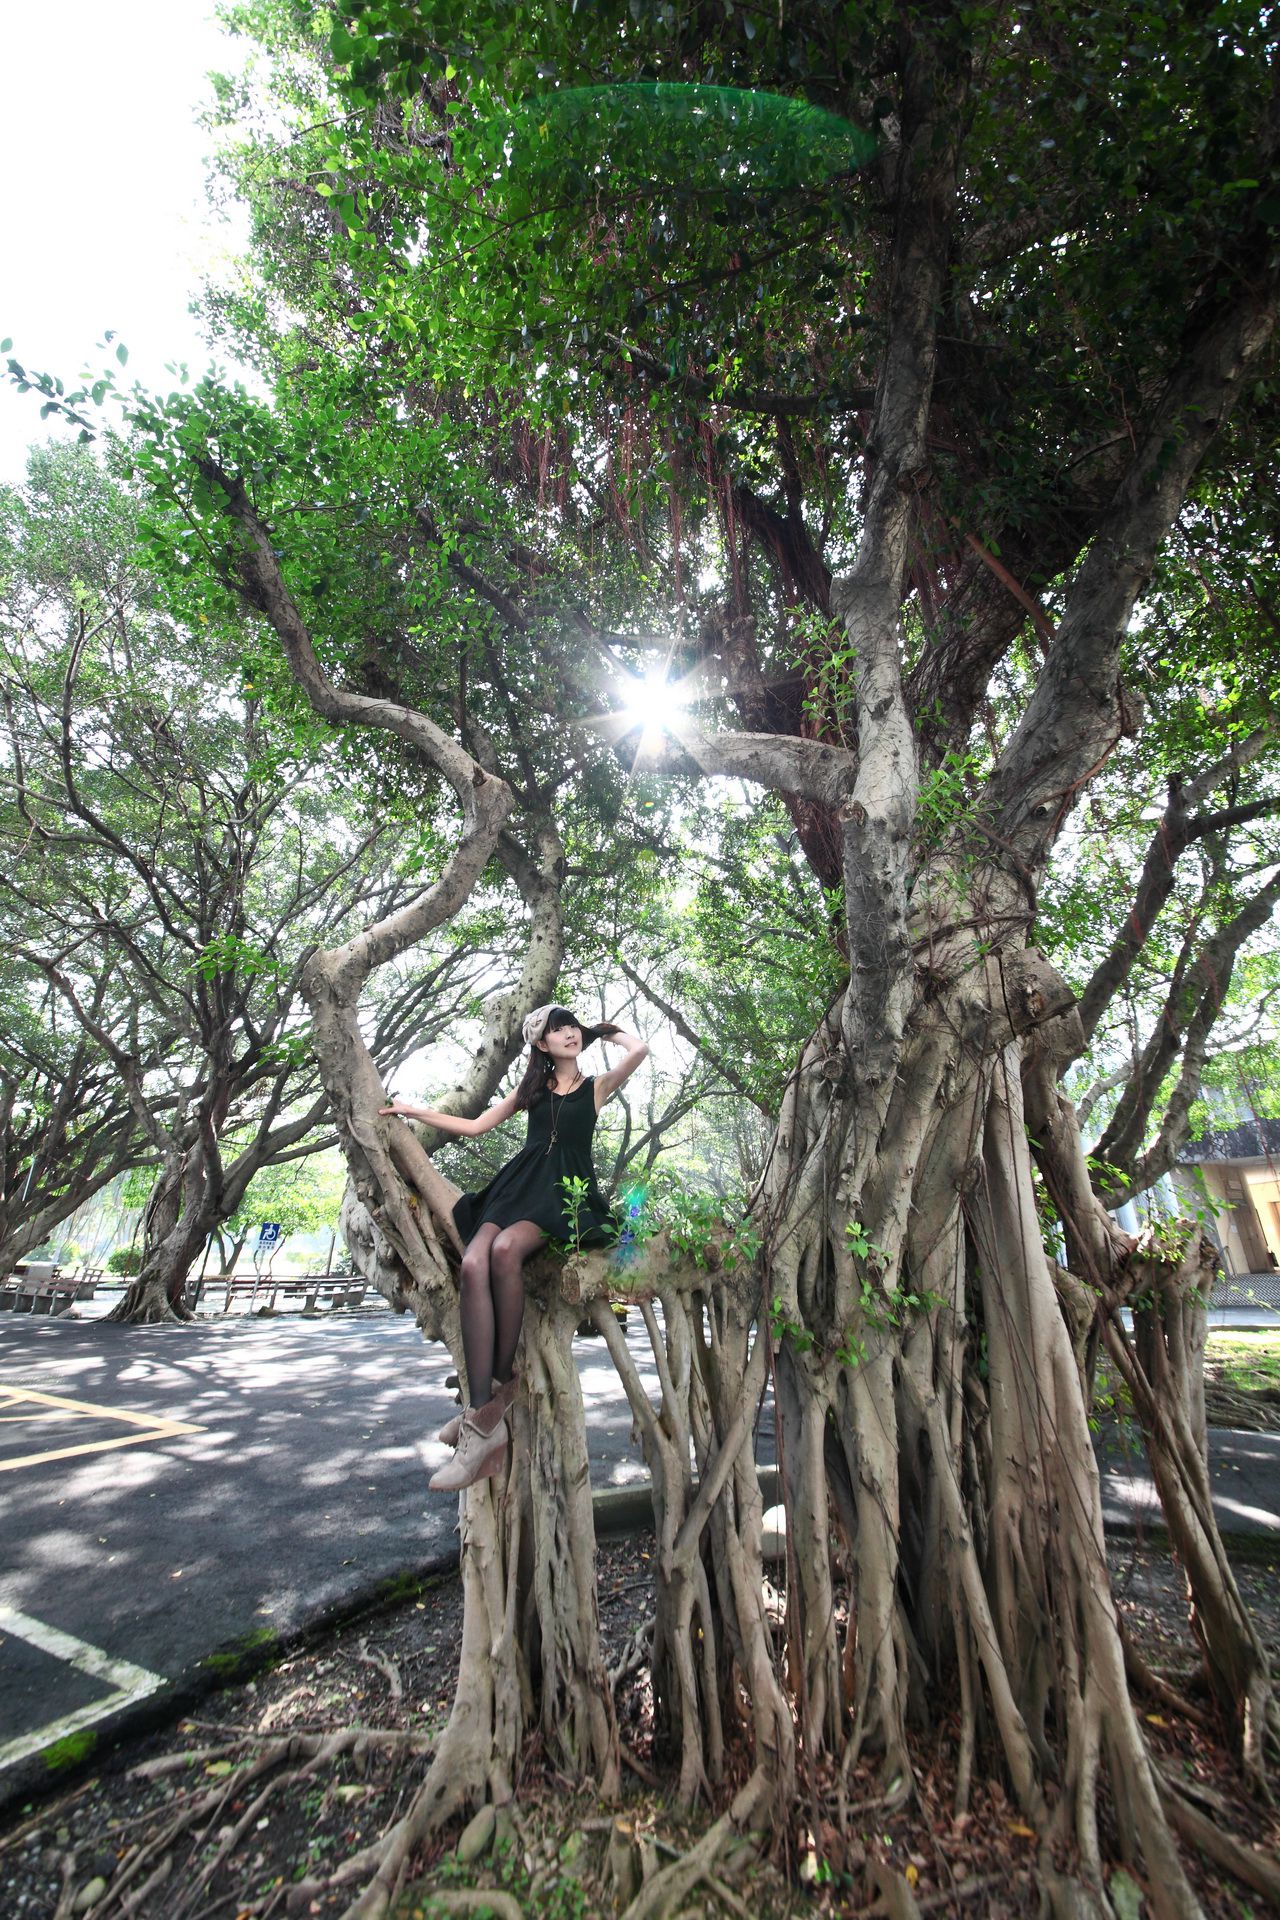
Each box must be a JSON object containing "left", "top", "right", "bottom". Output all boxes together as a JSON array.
[{"left": 0, "top": 1309, "right": 1275, "bottom": 1807}]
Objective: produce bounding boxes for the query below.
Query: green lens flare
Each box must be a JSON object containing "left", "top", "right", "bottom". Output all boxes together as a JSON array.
[
  {"left": 490, "top": 83, "right": 877, "bottom": 196},
  {"left": 621, "top": 1180, "right": 649, "bottom": 1217}
]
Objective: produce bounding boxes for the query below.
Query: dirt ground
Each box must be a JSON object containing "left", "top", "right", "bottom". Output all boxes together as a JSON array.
[{"left": 2, "top": 1522, "right": 1278, "bottom": 1920}]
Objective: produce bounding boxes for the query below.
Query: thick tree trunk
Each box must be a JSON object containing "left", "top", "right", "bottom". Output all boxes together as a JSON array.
[
  {"left": 104, "top": 1095, "right": 328, "bottom": 1323},
  {"left": 1024, "top": 1036, "right": 1279, "bottom": 1789},
  {"left": 756, "top": 967, "right": 1205, "bottom": 1918},
  {"left": 105, "top": 1152, "right": 207, "bottom": 1324}
]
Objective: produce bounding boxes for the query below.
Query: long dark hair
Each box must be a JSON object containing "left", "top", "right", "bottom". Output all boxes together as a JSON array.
[{"left": 513, "top": 1007, "right": 623, "bottom": 1111}]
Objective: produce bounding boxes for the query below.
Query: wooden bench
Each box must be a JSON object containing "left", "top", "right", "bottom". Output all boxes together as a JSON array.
[
  {"left": 271, "top": 1276, "right": 368, "bottom": 1313},
  {"left": 191, "top": 1272, "right": 368, "bottom": 1315},
  {"left": 0, "top": 1268, "right": 97, "bottom": 1315}
]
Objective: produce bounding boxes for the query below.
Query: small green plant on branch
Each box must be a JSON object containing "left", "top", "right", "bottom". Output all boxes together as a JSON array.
[
  {"left": 769, "top": 1295, "right": 815, "bottom": 1355},
  {"left": 555, "top": 1173, "right": 591, "bottom": 1255}
]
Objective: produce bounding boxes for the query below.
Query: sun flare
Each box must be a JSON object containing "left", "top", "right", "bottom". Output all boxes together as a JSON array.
[{"left": 614, "top": 667, "right": 697, "bottom": 752}]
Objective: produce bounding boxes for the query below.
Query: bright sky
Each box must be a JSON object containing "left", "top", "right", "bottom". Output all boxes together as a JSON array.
[{"left": 0, "top": 0, "right": 245, "bottom": 485}]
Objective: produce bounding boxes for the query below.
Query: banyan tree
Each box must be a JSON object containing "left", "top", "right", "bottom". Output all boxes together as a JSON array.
[{"left": 28, "top": 0, "right": 1278, "bottom": 1913}]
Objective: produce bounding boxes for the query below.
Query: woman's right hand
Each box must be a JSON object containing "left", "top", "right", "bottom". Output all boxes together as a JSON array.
[{"left": 379, "top": 1100, "right": 415, "bottom": 1118}]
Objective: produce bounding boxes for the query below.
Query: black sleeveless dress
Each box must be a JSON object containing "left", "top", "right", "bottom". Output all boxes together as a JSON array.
[{"left": 452, "top": 1076, "right": 618, "bottom": 1248}]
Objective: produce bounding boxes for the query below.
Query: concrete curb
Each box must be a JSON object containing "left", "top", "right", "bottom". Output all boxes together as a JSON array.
[{"left": 591, "top": 1467, "right": 781, "bottom": 1538}]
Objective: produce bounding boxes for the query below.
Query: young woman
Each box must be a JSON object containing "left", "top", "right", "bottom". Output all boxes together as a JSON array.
[{"left": 380, "top": 1004, "right": 649, "bottom": 1490}]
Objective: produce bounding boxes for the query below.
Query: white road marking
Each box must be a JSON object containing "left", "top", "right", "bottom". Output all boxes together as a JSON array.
[{"left": 0, "top": 1606, "right": 166, "bottom": 1771}]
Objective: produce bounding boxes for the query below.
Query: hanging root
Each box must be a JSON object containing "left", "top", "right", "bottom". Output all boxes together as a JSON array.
[
  {"left": 1118, "top": 1622, "right": 1214, "bottom": 1730},
  {"left": 610, "top": 1616, "right": 654, "bottom": 1688}
]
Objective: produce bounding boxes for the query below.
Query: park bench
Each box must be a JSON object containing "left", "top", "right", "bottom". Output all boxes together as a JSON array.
[
  {"left": 274, "top": 1275, "right": 369, "bottom": 1313},
  {"left": 189, "top": 1271, "right": 369, "bottom": 1315},
  {"left": 0, "top": 1265, "right": 98, "bottom": 1315}
]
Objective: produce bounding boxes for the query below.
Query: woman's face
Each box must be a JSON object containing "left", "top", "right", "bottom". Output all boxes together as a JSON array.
[{"left": 538, "top": 1017, "right": 583, "bottom": 1068}]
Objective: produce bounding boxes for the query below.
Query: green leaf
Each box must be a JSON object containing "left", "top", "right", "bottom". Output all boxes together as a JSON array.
[{"left": 1109, "top": 1869, "right": 1144, "bottom": 1920}]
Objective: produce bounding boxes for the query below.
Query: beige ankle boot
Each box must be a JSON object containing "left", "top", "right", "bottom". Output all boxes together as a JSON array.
[
  {"left": 428, "top": 1394, "right": 510, "bottom": 1491},
  {"left": 436, "top": 1374, "right": 518, "bottom": 1448}
]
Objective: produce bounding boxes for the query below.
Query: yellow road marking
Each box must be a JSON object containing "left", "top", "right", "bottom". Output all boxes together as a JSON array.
[
  {"left": 0, "top": 1387, "right": 205, "bottom": 1472},
  {"left": 0, "top": 1385, "right": 205, "bottom": 1427}
]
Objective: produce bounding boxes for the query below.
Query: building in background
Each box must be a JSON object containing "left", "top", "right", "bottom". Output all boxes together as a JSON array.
[{"left": 1172, "top": 1114, "right": 1280, "bottom": 1280}]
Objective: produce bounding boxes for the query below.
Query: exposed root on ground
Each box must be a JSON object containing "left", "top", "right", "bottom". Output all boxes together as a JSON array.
[
  {"left": 102, "top": 1295, "right": 195, "bottom": 1325},
  {"left": 414, "top": 1894, "right": 524, "bottom": 1920},
  {"left": 617, "top": 1768, "right": 771, "bottom": 1920},
  {"left": 1156, "top": 1769, "right": 1280, "bottom": 1906},
  {"left": 73, "top": 1727, "right": 430, "bottom": 1920},
  {"left": 1118, "top": 1622, "right": 1214, "bottom": 1731}
]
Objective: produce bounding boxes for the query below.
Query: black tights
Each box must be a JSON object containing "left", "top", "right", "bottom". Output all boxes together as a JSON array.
[{"left": 458, "top": 1219, "right": 545, "bottom": 1407}]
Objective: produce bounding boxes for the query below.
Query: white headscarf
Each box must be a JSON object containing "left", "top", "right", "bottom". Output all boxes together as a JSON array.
[{"left": 522, "top": 1003, "right": 557, "bottom": 1047}]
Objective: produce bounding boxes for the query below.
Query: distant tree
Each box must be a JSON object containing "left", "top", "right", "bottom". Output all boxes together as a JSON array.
[
  {"left": 210, "top": 1147, "right": 347, "bottom": 1274},
  {"left": 0, "top": 445, "right": 489, "bottom": 1321},
  {"left": 0, "top": 952, "right": 151, "bottom": 1277}
]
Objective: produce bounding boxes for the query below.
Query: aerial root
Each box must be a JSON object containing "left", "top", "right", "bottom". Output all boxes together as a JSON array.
[
  {"left": 353, "top": 1637, "right": 405, "bottom": 1702},
  {"left": 413, "top": 1896, "right": 524, "bottom": 1920},
  {"left": 50, "top": 1848, "right": 79, "bottom": 1920},
  {"left": 324, "top": 1718, "right": 501, "bottom": 1920},
  {"left": 1035, "top": 1864, "right": 1112, "bottom": 1920},
  {"left": 1118, "top": 1626, "right": 1213, "bottom": 1730},
  {"left": 610, "top": 1615, "right": 654, "bottom": 1688},
  {"left": 117, "top": 1852, "right": 175, "bottom": 1916},
  {"left": 867, "top": 1861, "right": 926, "bottom": 1920},
  {"left": 847, "top": 1873, "right": 1007, "bottom": 1918}
]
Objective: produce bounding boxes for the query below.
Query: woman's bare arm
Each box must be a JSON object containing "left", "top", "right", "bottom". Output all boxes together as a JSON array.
[
  {"left": 380, "top": 1090, "right": 519, "bottom": 1137},
  {"left": 593, "top": 1028, "right": 650, "bottom": 1109}
]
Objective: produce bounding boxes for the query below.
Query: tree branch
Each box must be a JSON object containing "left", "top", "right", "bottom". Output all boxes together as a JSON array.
[
  {"left": 984, "top": 266, "right": 1280, "bottom": 879},
  {"left": 1073, "top": 724, "right": 1279, "bottom": 1052},
  {"left": 1095, "top": 864, "right": 1280, "bottom": 1202},
  {"left": 612, "top": 956, "right": 771, "bottom": 1114},
  {"left": 204, "top": 462, "right": 514, "bottom": 990}
]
